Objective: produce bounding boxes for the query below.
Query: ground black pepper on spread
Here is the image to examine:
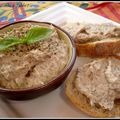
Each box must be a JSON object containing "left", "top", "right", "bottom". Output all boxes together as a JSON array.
[{"left": 0, "top": 23, "right": 69, "bottom": 89}]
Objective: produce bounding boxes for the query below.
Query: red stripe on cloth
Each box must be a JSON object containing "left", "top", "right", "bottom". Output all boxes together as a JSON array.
[
  {"left": 20, "top": 2, "right": 27, "bottom": 17},
  {"left": 86, "top": 2, "right": 112, "bottom": 10},
  {"left": 97, "top": 8, "right": 111, "bottom": 19},
  {"left": 9, "top": 2, "right": 19, "bottom": 21},
  {"left": 107, "top": 4, "right": 120, "bottom": 20},
  {"left": 88, "top": 4, "right": 111, "bottom": 19},
  {"left": 13, "top": 2, "right": 20, "bottom": 21},
  {"left": 0, "top": 21, "right": 10, "bottom": 28}
]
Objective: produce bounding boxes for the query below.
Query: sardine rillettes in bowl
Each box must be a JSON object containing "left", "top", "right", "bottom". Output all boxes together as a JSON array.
[{"left": 0, "top": 20, "right": 76, "bottom": 100}]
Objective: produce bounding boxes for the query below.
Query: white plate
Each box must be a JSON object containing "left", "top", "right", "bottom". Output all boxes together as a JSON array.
[
  {"left": 24, "top": 2, "right": 120, "bottom": 26},
  {"left": 8, "top": 2, "right": 120, "bottom": 118}
]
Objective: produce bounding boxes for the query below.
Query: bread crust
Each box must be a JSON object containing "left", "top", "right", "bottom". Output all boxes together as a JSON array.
[
  {"left": 75, "top": 39, "right": 120, "bottom": 57},
  {"left": 65, "top": 70, "right": 120, "bottom": 118}
]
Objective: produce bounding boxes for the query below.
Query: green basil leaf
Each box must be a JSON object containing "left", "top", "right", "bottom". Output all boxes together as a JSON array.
[
  {"left": 0, "top": 37, "right": 22, "bottom": 51},
  {"left": 25, "top": 27, "right": 53, "bottom": 44},
  {"left": 0, "top": 26, "right": 54, "bottom": 52}
]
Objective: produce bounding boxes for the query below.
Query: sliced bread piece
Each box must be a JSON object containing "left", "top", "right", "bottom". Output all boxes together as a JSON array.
[
  {"left": 65, "top": 57, "right": 120, "bottom": 118},
  {"left": 62, "top": 23, "right": 120, "bottom": 57},
  {"left": 76, "top": 37, "right": 120, "bottom": 57}
]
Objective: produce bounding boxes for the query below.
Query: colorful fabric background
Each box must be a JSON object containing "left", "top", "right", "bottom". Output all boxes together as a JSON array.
[{"left": 0, "top": 1, "right": 120, "bottom": 27}]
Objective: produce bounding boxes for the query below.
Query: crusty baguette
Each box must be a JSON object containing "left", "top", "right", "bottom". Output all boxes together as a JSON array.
[
  {"left": 62, "top": 22, "right": 120, "bottom": 57},
  {"left": 75, "top": 38, "right": 120, "bottom": 57},
  {"left": 65, "top": 70, "right": 120, "bottom": 118},
  {"left": 75, "top": 24, "right": 120, "bottom": 57}
]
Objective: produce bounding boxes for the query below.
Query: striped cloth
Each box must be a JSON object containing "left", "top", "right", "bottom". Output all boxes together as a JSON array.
[
  {"left": 0, "top": 1, "right": 120, "bottom": 27},
  {"left": 87, "top": 2, "right": 120, "bottom": 23}
]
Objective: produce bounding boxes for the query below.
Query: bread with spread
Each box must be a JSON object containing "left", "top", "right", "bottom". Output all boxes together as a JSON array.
[
  {"left": 62, "top": 23, "right": 120, "bottom": 57},
  {"left": 65, "top": 57, "right": 120, "bottom": 117}
]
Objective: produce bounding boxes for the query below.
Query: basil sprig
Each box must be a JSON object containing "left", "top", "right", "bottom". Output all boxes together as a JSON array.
[{"left": 0, "top": 27, "right": 53, "bottom": 51}]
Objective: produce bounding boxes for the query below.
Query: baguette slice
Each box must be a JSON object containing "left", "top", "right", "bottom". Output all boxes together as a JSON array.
[
  {"left": 62, "top": 23, "right": 120, "bottom": 57},
  {"left": 65, "top": 70, "right": 120, "bottom": 118},
  {"left": 76, "top": 37, "right": 120, "bottom": 57}
]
